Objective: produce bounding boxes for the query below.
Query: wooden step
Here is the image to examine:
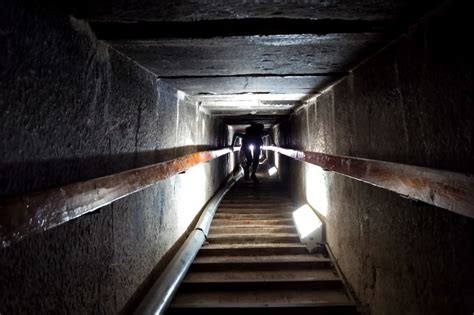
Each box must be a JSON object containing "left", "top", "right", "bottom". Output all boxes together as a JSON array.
[
  {"left": 216, "top": 208, "right": 294, "bottom": 214},
  {"left": 219, "top": 204, "right": 294, "bottom": 210},
  {"left": 211, "top": 218, "right": 294, "bottom": 226},
  {"left": 209, "top": 225, "right": 296, "bottom": 234},
  {"left": 179, "top": 279, "right": 344, "bottom": 291},
  {"left": 220, "top": 200, "right": 293, "bottom": 205},
  {"left": 183, "top": 268, "right": 339, "bottom": 283},
  {"left": 213, "top": 213, "right": 292, "bottom": 219},
  {"left": 207, "top": 233, "right": 300, "bottom": 244},
  {"left": 167, "top": 305, "right": 358, "bottom": 315},
  {"left": 194, "top": 254, "right": 326, "bottom": 264},
  {"left": 190, "top": 255, "right": 332, "bottom": 271},
  {"left": 218, "top": 205, "right": 294, "bottom": 211},
  {"left": 225, "top": 195, "right": 287, "bottom": 199},
  {"left": 168, "top": 177, "right": 358, "bottom": 315},
  {"left": 170, "top": 288, "right": 354, "bottom": 308},
  {"left": 199, "top": 243, "right": 308, "bottom": 256}
]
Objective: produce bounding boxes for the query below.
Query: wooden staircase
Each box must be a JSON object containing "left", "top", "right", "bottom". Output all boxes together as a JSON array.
[{"left": 167, "top": 175, "right": 358, "bottom": 314}]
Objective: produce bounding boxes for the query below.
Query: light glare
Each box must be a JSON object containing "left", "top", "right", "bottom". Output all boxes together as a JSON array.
[
  {"left": 268, "top": 167, "right": 278, "bottom": 176},
  {"left": 292, "top": 204, "right": 322, "bottom": 239},
  {"left": 305, "top": 164, "right": 329, "bottom": 217},
  {"left": 177, "top": 90, "right": 186, "bottom": 101},
  {"left": 174, "top": 164, "right": 207, "bottom": 237}
]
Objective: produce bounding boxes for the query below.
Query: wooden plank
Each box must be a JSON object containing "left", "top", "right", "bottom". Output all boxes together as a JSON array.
[
  {"left": 179, "top": 279, "right": 344, "bottom": 291},
  {"left": 183, "top": 269, "right": 338, "bottom": 283},
  {"left": 194, "top": 254, "right": 326, "bottom": 264},
  {"left": 167, "top": 305, "right": 358, "bottom": 315},
  {"left": 209, "top": 226, "right": 296, "bottom": 234},
  {"left": 218, "top": 204, "right": 294, "bottom": 209},
  {"left": 207, "top": 233, "right": 300, "bottom": 244},
  {"left": 213, "top": 213, "right": 293, "bottom": 219},
  {"left": 170, "top": 289, "right": 353, "bottom": 307},
  {"left": 211, "top": 218, "right": 294, "bottom": 226},
  {"left": 219, "top": 202, "right": 291, "bottom": 207},
  {"left": 217, "top": 207, "right": 295, "bottom": 214},
  {"left": 199, "top": 243, "right": 308, "bottom": 256}
]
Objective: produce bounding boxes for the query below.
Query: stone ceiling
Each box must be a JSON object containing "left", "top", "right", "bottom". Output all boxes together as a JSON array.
[{"left": 64, "top": 0, "right": 442, "bottom": 128}]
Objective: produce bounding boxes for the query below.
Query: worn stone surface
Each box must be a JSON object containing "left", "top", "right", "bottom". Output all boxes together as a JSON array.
[
  {"left": 70, "top": 0, "right": 440, "bottom": 132},
  {"left": 0, "top": 1, "right": 230, "bottom": 313},
  {"left": 109, "top": 34, "right": 387, "bottom": 124},
  {"left": 70, "top": 0, "right": 440, "bottom": 24},
  {"left": 162, "top": 75, "right": 337, "bottom": 97},
  {"left": 110, "top": 34, "right": 388, "bottom": 77},
  {"left": 276, "top": 2, "right": 474, "bottom": 314},
  {"left": 163, "top": 76, "right": 337, "bottom": 119}
]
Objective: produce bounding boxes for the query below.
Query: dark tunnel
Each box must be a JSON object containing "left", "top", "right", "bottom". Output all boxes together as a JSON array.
[{"left": 1, "top": 1, "right": 473, "bottom": 314}]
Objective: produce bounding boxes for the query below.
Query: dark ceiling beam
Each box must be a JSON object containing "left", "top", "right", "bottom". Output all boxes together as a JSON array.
[
  {"left": 223, "top": 114, "right": 286, "bottom": 125},
  {"left": 91, "top": 18, "right": 395, "bottom": 40}
]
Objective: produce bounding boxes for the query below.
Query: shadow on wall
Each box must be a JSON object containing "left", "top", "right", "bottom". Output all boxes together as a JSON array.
[{"left": 0, "top": 145, "right": 219, "bottom": 199}]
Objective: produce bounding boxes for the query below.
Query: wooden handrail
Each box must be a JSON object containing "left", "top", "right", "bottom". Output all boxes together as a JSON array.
[
  {"left": 3, "top": 144, "right": 471, "bottom": 248},
  {"left": 263, "top": 146, "right": 474, "bottom": 219},
  {"left": 0, "top": 148, "right": 232, "bottom": 248}
]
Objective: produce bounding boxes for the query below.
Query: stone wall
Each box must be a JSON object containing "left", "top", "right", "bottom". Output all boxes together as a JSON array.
[
  {"left": 274, "top": 2, "right": 474, "bottom": 314},
  {"left": 0, "top": 1, "right": 230, "bottom": 313}
]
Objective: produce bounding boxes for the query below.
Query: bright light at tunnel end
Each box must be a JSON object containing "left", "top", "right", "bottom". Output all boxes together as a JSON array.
[{"left": 292, "top": 204, "right": 323, "bottom": 240}]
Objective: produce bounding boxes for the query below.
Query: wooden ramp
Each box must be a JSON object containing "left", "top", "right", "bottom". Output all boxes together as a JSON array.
[{"left": 167, "top": 174, "right": 358, "bottom": 315}]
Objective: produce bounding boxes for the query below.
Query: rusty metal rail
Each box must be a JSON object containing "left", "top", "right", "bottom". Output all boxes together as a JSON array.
[
  {"left": 0, "top": 148, "right": 232, "bottom": 248},
  {"left": 263, "top": 146, "right": 474, "bottom": 219}
]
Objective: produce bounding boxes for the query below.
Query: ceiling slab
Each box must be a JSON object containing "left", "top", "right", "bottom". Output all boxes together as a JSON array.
[
  {"left": 201, "top": 100, "right": 296, "bottom": 115},
  {"left": 78, "top": 0, "right": 441, "bottom": 25},
  {"left": 196, "top": 93, "right": 317, "bottom": 102},
  {"left": 161, "top": 75, "right": 340, "bottom": 96},
  {"left": 83, "top": 0, "right": 443, "bottom": 127},
  {"left": 91, "top": 18, "right": 392, "bottom": 40},
  {"left": 223, "top": 114, "right": 285, "bottom": 127},
  {"left": 109, "top": 34, "right": 389, "bottom": 77}
]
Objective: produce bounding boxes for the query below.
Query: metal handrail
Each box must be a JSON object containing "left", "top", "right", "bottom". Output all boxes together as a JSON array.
[
  {"left": 263, "top": 146, "right": 474, "bottom": 219},
  {"left": 134, "top": 166, "right": 243, "bottom": 315},
  {"left": 0, "top": 148, "right": 232, "bottom": 248}
]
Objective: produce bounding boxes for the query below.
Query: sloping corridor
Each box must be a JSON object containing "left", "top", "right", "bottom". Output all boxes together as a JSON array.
[
  {"left": 1, "top": 1, "right": 474, "bottom": 315},
  {"left": 168, "top": 172, "right": 357, "bottom": 314}
]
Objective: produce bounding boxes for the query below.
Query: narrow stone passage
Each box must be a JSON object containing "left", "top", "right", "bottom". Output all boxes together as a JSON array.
[{"left": 167, "top": 172, "right": 357, "bottom": 314}]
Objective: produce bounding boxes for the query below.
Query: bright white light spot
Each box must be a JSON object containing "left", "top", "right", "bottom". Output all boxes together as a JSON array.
[
  {"left": 176, "top": 165, "right": 207, "bottom": 234},
  {"left": 249, "top": 144, "right": 255, "bottom": 158},
  {"left": 177, "top": 90, "right": 186, "bottom": 101},
  {"left": 305, "top": 164, "right": 329, "bottom": 217},
  {"left": 292, "top": 204, "right": 323, "bottom": 239},
  {"left": 268, "top": 166, "right": 278, "bottom": 176}
]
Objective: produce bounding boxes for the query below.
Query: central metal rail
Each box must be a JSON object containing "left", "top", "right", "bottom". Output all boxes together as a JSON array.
[{"left": 134, "top": 167, "right": 243, "bottom": 315}]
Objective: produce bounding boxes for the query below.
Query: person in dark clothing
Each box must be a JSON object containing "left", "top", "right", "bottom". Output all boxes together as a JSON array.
[{"left": 230, "top": 122, "right": 274, "bottom": 181}]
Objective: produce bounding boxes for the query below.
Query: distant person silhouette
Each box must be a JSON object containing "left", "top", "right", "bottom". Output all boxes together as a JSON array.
[{"left": 231, "top": 122, "right": 274, "bottom": 182}]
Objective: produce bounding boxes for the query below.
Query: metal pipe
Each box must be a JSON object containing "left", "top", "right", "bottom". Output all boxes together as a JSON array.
[
  {"left": 134, "top": 166, "right": 243, "bottom": 315},
  {"left": 263, "top": 146, "right": 474, "bottom": 219},
  {"left": 0, "top": 148, "right": 232, "bottom": 248}
]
